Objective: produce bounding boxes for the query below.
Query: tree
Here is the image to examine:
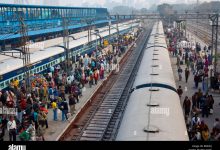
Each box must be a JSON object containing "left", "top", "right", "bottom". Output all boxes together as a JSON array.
[
  {"left": 140, "top": 8, "right": 148, "bottom": 14},
  {"left": 110, "top": 6, "right": 136, "bottom": 15},
  {"left": 157, "top": 3, "right": 174, "bottom": 17}
]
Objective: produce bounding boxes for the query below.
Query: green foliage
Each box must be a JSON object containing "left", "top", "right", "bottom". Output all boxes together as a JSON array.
[{"left": 157, "top": 3, "right": 174, "bottom": 17}]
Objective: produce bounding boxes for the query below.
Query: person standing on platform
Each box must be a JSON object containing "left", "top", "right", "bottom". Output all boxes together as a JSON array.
[
  {"left": 178, "top": 66, "right": 183, "bottom": 81},
  {"left": 183, "top": 96, "right": 191, "bottom": 118},
  {"left": 202, "top": 95, "right": 209, "bottom": 118},
  {"left": 26, "top": 121, "right": 36, "bottom": 141},
  {"left": 177, "top": 86, "right": 183, "bottom": 98},
  {"left": 94, "top": 69, "right": 99, "bottom": 85},
  {"left": 60, "top": 99, "right": 69, "bottom": 122},
  {"left": 51, "top": 100, "right": 58, "bottom": 121},
  {"left": 68, "top": 94, "right": 76, "bottom": 116},
  {"left": 185, "top": 68, "right": 190, "bottom": 83},
  {"left": 7, "top": 116, "right": 17, "bottom": 141},
  {"left": 0, "top": 119, "right": 5, "bottom": 141},
  {"left": 194, "top": 74, "right": 200, "bottom": 89}
]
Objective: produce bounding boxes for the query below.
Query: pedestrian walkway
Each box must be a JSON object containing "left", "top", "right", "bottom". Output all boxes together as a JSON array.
[
  {"left": 43, "top": 43, "right": 135, "bottom": 141},
  {"left": 170, "top": 30, "right": 220, "bottom": 133}
]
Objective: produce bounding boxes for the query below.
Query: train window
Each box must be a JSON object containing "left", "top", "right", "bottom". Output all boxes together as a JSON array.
[
  {"left": 40, "top": 67, "right": 43, "bottom": 71},
  {"left": 37, "top": 68, "right": 39, "bottom": 72},
  {"left": 34, "top": 69, "right": 36, "bottom": 73},
  {"left": 152, "top": 65, "right": 159, "bottom": 67},
  {"left": 43, "top": 65, "right": 46, "bottom": 69},
  {"left": 150, "top": 73, "right": 159, "bottom": 76},
  {"left": 5, "top": 80, "right": 9, "bottom": 86},
  {"left": 149, "top": 89, "right": 160, "bottom": 92},
  {"left": 18, "top": 75, "right": 22, "bottom": 80},
  {"left": 0, "top": 82, "right": 4, "bottom": 88}
]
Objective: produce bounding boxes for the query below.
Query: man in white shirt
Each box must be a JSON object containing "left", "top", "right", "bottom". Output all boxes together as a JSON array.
[
  {"left": 191, "top": 114, "right": 201, "bottom": 128},
  {"left": 7, "top": 116, "right": 17, "bottom": 141}
]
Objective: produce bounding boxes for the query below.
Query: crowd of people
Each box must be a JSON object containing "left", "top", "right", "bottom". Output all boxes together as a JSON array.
[
  {"left": 0, "top": 33, "right": 135, "bottom": 141},
  {"left": 166, "top": 27, "right": 220, "bottom": 141}
]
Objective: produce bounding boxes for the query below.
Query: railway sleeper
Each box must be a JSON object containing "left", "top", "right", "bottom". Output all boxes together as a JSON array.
[
  {"left": 86, "top": 126, "right": 106, "bottom": 131},
  {"left": 96, "top": 108, "right": 114, "bottom": 112},
  {"left": 100, "top": 104, "right": 117, "bottom": 107},
  {"left": 93, "top": 116, "right": 111, "bottom": 120},
  {"left": 80, "top": 137, "right": 100, "bottom": 141},
  {"left": 87, "top": 124, "right": 108, "bottom": 128},
  {"left": 102, "top": 102, "right": 119, "bottom": 106},
  {"left": 91, "top": 118, "right": 109, "bottom": 122},
  {"left": 93, "top": 113, "right": 112, "bottom": 117},
  {"left": 95, "top": 111, "right": 113, "bottom": 115},
  {"left": 104, "top": 96, "right": 121, "bottom": 100},
  {"left": 99, "top": 105, "right": 116, "bottom": 109},
  {"left": 90, "top": 121, "right": 109, "bottom": 125},
  {"left": 83, "top": 130, "right": 104, "bottom": 134},
  {"left": 101, "top": 101, "right": 118, "bottom": 105},
  {"left": 81, "top": 134, "right": 102, "bottom": 139}
]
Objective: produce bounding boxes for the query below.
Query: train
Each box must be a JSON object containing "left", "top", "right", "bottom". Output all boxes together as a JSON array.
[
  {"left": 0, "top": 21, "right": 139, "bottom": 90},
  {"left": 116, "top": 21, "right": 189, "bottom": 141}
]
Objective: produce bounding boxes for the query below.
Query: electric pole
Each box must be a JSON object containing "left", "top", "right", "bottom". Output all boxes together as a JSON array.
[
  {"left": 62, "top": 17, "right": 70, "bottom": 75},
  {"left": 19, "top": 15, "right": 31, "bottom": 94}
]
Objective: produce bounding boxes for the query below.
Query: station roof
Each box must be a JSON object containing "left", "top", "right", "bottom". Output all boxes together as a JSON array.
[
  {"left": 0, "top": 3, "right": 107, "bottom": 10},
  {"left": 0, "top": 20, "right": 109, "bottom": 41}
]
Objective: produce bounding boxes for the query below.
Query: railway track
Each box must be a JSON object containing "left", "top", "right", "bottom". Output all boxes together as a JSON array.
[
  {"left": 187, "top": 23, "right": 211, "bottom": 45},
  {"left": 187, "top": 22, "right": 220, "bottom": 46},
  {"left": 186, "top": 23, "right": 220, "bottom": 72},
  {"left": 59, "top": 23, "right": 153, "bottom": 141}
]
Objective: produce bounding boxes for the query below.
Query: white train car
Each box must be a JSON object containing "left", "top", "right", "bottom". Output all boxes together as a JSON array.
[
  {"left": 0, "top": 21, "right": 139, "bottom": 90},
  {"left": 116, "top": 21, "right": 189, "bottom": 141}
]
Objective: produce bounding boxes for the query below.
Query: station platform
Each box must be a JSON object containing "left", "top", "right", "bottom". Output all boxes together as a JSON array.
[
  {"left": 44, "top": 42, "right": 134, "bottom": 141},
  {"left": 2, "top": 41, "right": 135, "bottom": 141},
  {"left": 170, "top": 30, "right": 220, "bottom": 130}
]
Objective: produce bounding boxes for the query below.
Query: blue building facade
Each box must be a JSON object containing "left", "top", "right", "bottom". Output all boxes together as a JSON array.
[{"left": 0, "top": 3, "right": 110, "bottom": 50}]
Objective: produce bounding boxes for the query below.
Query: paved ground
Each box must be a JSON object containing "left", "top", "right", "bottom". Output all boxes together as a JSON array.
[{"left": 170, "top": 30, "right": 220, "bottom": 132}]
